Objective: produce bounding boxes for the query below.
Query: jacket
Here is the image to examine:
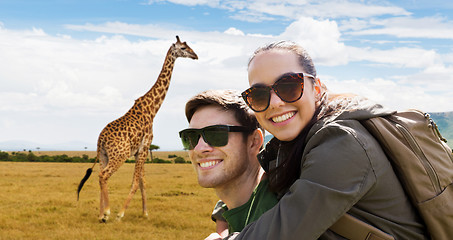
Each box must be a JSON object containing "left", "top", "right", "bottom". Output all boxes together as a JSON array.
[{"left": 231, "top": 97, "right": 428, "bottom": 240}]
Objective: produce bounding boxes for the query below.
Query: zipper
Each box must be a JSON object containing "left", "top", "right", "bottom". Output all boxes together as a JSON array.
[
  {"left": 425, "top": 112, "right": 448, "bottom": 143},
  {"left": 391, "top": 120, "right": 442, "bottom": 195},
  {"left": 425, "top": 112, "right": 453, "bottom": 162}
]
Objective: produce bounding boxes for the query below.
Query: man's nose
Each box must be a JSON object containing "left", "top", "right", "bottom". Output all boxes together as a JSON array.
[{"left": 193, "top": 135, "right": 213, "bottom": 151}]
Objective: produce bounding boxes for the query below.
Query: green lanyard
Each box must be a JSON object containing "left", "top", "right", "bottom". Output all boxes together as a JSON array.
[{"left": 244, "top": 183, "right": 259, "bottom": 228}]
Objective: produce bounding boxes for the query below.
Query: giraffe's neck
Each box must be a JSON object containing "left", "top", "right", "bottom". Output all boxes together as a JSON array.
[{"left": 136, "top": 47, "right": 176, "bottom": 117}]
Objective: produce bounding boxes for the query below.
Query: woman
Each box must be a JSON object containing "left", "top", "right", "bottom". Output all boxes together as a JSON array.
[{"left": 226, "top": 41, "right": 428, "bottom": 239}]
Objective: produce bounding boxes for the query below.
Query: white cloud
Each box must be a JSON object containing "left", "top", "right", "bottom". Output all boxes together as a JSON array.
[
  {"left": 224, "top": 27, "right": 245, "bottom": 36},
  {"left": 348, "top": 16, "right": 453, "bottom": 39},
  {"left": 2, "top": 6, "right": 453, "bottom": 150},
  {"left": 0, "top": 24, "right": 255, "bottom": 149},
  {"left": 324, "top": 77, "right": 451, "bottom": 112},
  {"left": 141, "top": 0, "right": 410, "bottom": 23},
  {"left": 346, "top": 46, "right": 441, "bottom": 68},
  {"left": 280, "top": 17, "right": 347, "bottom": 66},
  {"left": 66, "top": 21, "right": 176, "bottom": 39},
  {"left": 301, "top": 1, "right": 410, "bottom": 19},
  {"left": 144, "top": 0, "right": 220, "bottom": 7},
  {"left": 339, "top": 18, "right": 370, "bottom": 31},
  {"left": 143, "top": 0, "right": 410, "bottom": 21},
  {"left": 396, "top": 65, "right": 453, "bottom": 94},
  {"left": 0, "top": 28, "right": 164, "bottom": 115},
  {"left": 229, "top": 10, "right": 276, "bottom": 23},
  {"left": 442, "top": 52, "right": 453, "bottom": 65}
]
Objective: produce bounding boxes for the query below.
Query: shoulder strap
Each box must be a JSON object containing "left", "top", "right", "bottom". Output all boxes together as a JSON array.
[{"left": 330, "top": 213, "right": 395, "bottom": 240}]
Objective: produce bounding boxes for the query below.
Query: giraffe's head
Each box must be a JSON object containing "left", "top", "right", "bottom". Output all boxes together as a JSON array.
[{"left": 172, "top": 36, "right": 198, "bottom": 60}]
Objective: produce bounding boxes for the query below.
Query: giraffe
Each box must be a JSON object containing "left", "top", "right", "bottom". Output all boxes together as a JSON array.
[{"left": 77, "top": 36, "right": 198, "bottom": 222}]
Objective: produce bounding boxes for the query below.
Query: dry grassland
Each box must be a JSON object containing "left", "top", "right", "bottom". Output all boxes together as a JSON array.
[
  {"left": 28, "top": 150, "right": 190, "bottom": 162},
  {"left": 0, "top": 160, "right": 219, "bottom": 240}
]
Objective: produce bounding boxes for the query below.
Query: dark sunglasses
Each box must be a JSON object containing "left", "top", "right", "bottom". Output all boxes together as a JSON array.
[
  {"left": 179, "top": 125, "right": 255, "bottom": 150},
  {"left": 241, "top": 72, "right": 315, "bottom": 112}
]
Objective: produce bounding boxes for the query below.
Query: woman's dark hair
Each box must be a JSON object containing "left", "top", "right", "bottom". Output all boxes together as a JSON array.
[
  {"left": 268, "top": 109, "right": 320, "bottom": 194},
  {"left": 248, "top": 40, "right": 317, "bottom": 80}
]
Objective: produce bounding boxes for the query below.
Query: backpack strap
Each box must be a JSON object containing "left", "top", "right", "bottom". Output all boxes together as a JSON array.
[{"left": 329, "top": 213, "right": 395, "bottom": 240}]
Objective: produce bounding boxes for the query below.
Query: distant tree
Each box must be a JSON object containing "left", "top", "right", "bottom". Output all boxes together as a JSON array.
[{"left": 148, "top": 144, "right": 160, "bottom": 161}]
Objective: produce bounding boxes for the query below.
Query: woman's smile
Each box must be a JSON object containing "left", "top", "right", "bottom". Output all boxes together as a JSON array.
[{"left": 270, "top": 111, "right": 296, "bottom": 124}]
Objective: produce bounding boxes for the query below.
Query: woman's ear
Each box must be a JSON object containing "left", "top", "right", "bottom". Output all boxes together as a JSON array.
[{"left": 314, "top": 78, "right": 322, "bottom": 95}]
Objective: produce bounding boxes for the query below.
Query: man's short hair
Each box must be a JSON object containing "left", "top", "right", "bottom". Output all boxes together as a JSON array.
[{"left": 185, "top": 89, "right": 260, "bottom": 131}]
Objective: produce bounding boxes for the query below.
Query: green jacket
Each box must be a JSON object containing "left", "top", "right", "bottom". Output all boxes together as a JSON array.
[{"left": 231, "top": 98, "right": 428, "bottom": 240}]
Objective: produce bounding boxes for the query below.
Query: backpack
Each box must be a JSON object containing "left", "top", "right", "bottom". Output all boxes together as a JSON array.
[{"left": 332, "top": 109, "right": 453, "bottom": 240}]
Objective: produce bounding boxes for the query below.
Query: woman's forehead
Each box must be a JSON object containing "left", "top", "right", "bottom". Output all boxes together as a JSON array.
[{"left": 248, "top": 50, "right": 305, "bottom": 85}]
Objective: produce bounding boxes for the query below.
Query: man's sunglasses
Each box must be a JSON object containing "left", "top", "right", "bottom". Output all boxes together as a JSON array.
[
  {"left": 179, "top": 125, "right": 255, "bottom": 150},
  {"left": 241, "top": 72, "right": 315, "bottom": 112}
]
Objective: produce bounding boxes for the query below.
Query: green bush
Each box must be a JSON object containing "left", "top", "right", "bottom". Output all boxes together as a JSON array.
[
  {"left": 14, "top": 153, "right": 28, "bottom": 162},
  {"left": 0, "top": 151, "right": 188, "bottom": 163},
  {"left": 0, "top": 152, "right": 95, "bottom": 163},
  {"left": 174, "top": 156, "right": 189, "bottom": 164},
  {"left": 151, "top": 158, "right": 171, "bottom": 164},
  {"left": 27, "top": 152, "right": 38, "bottom": 162},
  {"left": 0, "top": 152, "right": 10, "bottom": 161},
  {"left": 39, "top": 155, "right": 54, "bottom": 162}
]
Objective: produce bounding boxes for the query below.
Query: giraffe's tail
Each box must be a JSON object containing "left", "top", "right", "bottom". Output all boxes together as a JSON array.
[{"left": 77, "top": 157, "right": 98, "bottom": 201}]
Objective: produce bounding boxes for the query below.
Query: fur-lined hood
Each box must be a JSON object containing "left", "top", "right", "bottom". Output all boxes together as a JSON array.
[{"left": 317, "top": 94, "right": 394, "bottom": 123}]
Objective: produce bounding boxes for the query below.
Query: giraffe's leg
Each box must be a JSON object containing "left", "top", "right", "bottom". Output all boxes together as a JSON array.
[
  {"left": 99, "top": 190, "right": 105, "bottom": 219},
  {"left": 117, "top": 153, "right": 145, "bottom": 221},
  {"left": 97, "top": 151, "right": 111, "bottom": 222},
  {"left": 98, "top": 168, "right": 112, "bottom": 222},
  {"left": 98, "top": 155, "right": 124, "bottom": 223},
  {"left": 139, "top": 154, "right": 148, "bottom": 218}
]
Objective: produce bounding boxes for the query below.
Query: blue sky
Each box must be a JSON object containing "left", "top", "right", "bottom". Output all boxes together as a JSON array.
[{"left": 1, "top": 0, "right": 452, "bottom": 151}]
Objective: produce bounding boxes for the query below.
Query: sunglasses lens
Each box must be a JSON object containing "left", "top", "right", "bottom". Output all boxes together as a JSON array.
[
  {"left": 243, "top": 73, "right": 305, "bottom": 112},
  {"left": 180, "top": 126, "right": 230, "bottom": 150},
  {"left": 204, "top": 126, "right": 229, "bottom": 147},
  {"left": 246, "top": 87, "right": 270, "bottom": 112},
  {"left": 275, "top": 77, "right": 303, "bottom": 102},
  {"left": 180, "top": 130, "right": 200, "bottom": 150}
]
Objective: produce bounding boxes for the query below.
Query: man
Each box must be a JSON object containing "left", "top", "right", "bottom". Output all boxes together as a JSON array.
[{"left": 179, "top": 89, "right": 278, "bottom": 238}]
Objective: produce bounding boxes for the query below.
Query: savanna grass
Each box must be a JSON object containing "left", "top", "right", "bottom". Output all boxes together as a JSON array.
[{"left": 0, "top": 162, "right": 218, "bottom": 240}]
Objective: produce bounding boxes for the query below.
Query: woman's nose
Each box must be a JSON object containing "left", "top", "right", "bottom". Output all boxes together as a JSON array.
[{"left": 268, "top": 90, "right": 285, "bottom": 109}]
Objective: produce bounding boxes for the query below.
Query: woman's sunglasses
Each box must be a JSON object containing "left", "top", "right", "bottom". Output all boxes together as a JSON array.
[
  {"left": 179, "top": 125, "right": 255, "bottom": 150},
  {"left": 241, "top": 72, "right": 315, "bottom": 112}
]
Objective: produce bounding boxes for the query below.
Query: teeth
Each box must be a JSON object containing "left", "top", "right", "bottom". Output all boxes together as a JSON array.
[
  {"left": 199, "top": 160, "right": 220, "bottom": 168},
  {"left": 272, "top": 112, "right": 295, "bottom": 123}
]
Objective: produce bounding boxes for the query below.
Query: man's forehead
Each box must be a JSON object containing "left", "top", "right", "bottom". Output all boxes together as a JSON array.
[{"left": 189, "top": 105, "right": 239, "bottom": 128}]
